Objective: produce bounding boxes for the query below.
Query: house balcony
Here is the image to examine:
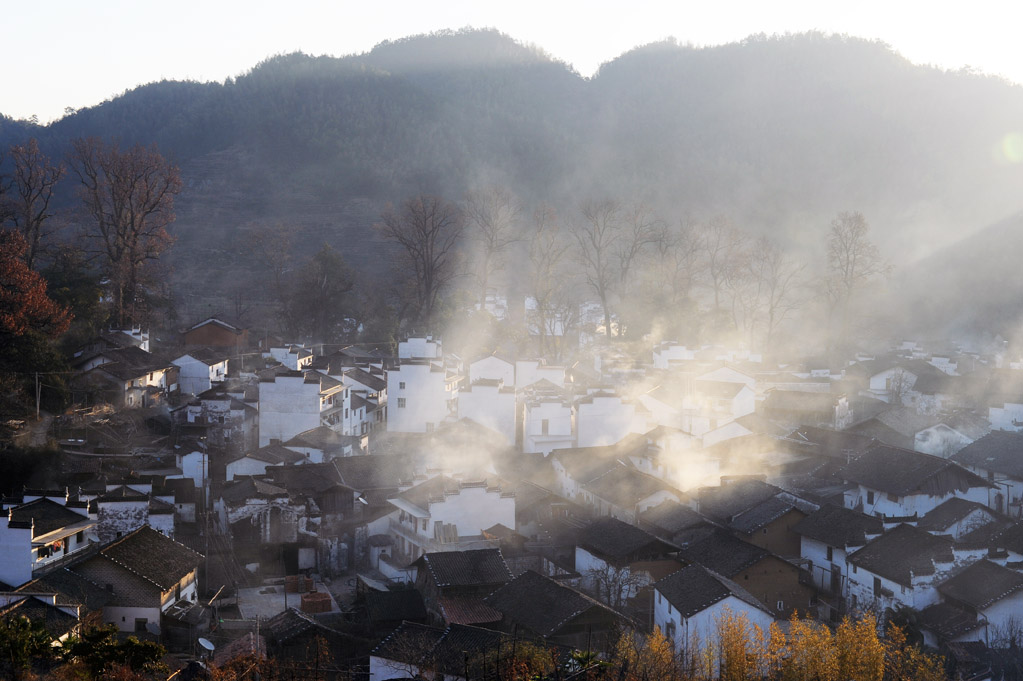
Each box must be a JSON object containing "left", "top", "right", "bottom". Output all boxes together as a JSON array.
[{"left": 387, "top": 518, "right": 498, "bottom": 559}]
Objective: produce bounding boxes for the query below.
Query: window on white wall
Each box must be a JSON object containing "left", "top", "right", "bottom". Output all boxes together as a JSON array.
[{"left": 397, "top": 398, "right": 406, "bottom": 408}]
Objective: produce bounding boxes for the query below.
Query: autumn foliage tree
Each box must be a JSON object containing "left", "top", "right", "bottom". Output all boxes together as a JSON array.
[{"left": 68, "top": 137, "right": 181, "bottom": 327}]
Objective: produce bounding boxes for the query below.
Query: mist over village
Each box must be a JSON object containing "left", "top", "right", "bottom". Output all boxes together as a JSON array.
[{"left": 3, "top": 20, "right": 1023, "bottom": 681}]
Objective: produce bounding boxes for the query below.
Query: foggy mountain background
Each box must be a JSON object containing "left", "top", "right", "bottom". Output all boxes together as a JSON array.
[{"left": 2, "top": 28, "right": 1022, "bottom": 339}]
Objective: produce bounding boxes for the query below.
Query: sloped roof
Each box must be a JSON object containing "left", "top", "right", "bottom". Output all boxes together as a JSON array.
[
  {"left": 0, "top": 596, "right": 80, "bottom": 639},
  {"left": 284, "top": 426, "right": 349, "bottom": 451},
  {"left": 639, "top": 501, "right": 710, "bottom": 536},
  {"left": 414, "top": 549, "right": 511, "bottom": 588},
  {"left": 678, "top": 529, "right": 769, "bottom": 577},
  {"left": 484, "top": 570, "right": 622, "bottom": 637},
  {"left": 365, "top": 589, "right": 427, "bottom": 623},
  {"left": 578, "top": 517, "right": 676, "bottom": 562},
  {"left": 333, "top": 454, "right": 415, "bottom": 490},
  {"left": 837, "top": 444, "right": 990, "bottom": 497},
  {"left": 8, "top": 498, "right": 91, "bottom": 538},
  {"left": 916, "top": 498, "right": 993, "bottom": 532},
  {"left": 393, "top": 475, "right": 462, "bottom": 514},
  {"left": 918, "top": 601, "right": 983, "bottom": 641},
  {"left": 694, "top": 380, "right": 746, "bottom": 399},
  {"left": 17, "top": 568, "right": 112, "bottom": 610},
  {"left": 582, "top": 465, "right": 681, "bottom": 509},
  {"left": 263, "top": 607, "right": 341, "bottom": 643},
  {"left": 791, "top": 504, "right": 883, "bottom": 549},
  {"left": 938, "top": 560, "right": 1023, "bottom": 610},
  {"left": 847, "top": 524, "right": 954, "bottom": 587},
  {"left": 232, "top": 443, "right": 306, "bottom": 465},
  {"left": 93, "top": 525, "right": 202, "bottom": 591},
  {"left": 782, "top": 425, "right": 876, "bottom": 460},
  {"left": 952, "top": 431, "right": 1023, "bottom": 479},
  {"left": 654, "top": 564, "right": 773, "bottom": 619},
  {"left": 343, "top": 367, "right": 387, "bottom": 392},
  {"left": 696, "top": 479, "right": 781, "bottom": 522},
  {"left": 437, "top": 596, "right": 503, "bottom": 625},
  {"left": 175, "top": 347, "right": 229, "bottom": 366}
]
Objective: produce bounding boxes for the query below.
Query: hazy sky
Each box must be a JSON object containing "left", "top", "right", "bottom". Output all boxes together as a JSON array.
[{"left": 6, "top": 0, "right": 1021, "bottom": 124}]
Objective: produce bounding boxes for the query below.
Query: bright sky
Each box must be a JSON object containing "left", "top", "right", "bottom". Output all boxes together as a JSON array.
[{"left": 6, "top": 0, "right": 1021, "bottom": 124}]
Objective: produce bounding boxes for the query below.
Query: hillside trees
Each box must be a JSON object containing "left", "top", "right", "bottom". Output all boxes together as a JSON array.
[
  {"left": 377, "top": 194, "right": 464, "bottom": 328},
  {"left": 283, "top": 243, "right": 356, "bottom": 343},
  {"left": 463, "top": 185, "right": 520, "bottom": 312},
  {"left": 68, "top": 137, "right": 181, "bottom": 328},
  {"left": 825, "top": 211, "right": 891, "bottom": 348},
  {"left": 527, "top": 204, "right": 578, "bottom": 360},
  {"left": 3, "top": 139, "right": 65, "bottom": 269},
  {"left": 573, "top": 199, "right": 623, "bottom": 338}
]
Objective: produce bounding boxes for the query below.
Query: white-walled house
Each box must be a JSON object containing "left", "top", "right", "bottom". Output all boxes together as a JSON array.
[
  {"left": 792, "top": 505, "right": 883, "bottom": 604},
  {"left": 576, "top": 392, "right": 647, "bottom": 448},
  {"left": 258, "top": 370, "right": 349, "bottom": 446},
  {"left": 170, "top": 349, "right": 229, "bottom": 396},
  {"left": 845, "top": 524, "right": 977, "bottom": 614},
  {"left": 923, "top": 560, "right": 1023, "bottom": 646},
  {"left": 225, "top": 444, "right": 308, "bottom": 481},
  {"left": 457, "top": 379, "right": 516, "bottom": 445},
  {"left": 70, "top": 526, "right": 201, "bottom": 633},
  {"left": 0, "top": 498, "right": 95, "bottom": 587},
  {"left": 653, "top": 564, "right": 775, "bottom": 651},
  {"left": 399, "top": 337, "right": 442, "bottom": 360},
  {"left": 838, "top": 444, "right": 994, "bottom": 518},
  {"left": 385, "top": 476, "right": 514, "bottom": 562},
  {"left": 469, "top": 354, "right": 515, "bottom": 387},
  {"left": 515, "top": 360, "right": 565, "bottom": 389},
  {"left": 267, "top": 345, "right": 313, "bottom": 371},
  {"left": 387, "top": 361, "right": 460, "bottom": 433},
  {"left": 521, "top": 382, "right": 575, "bottom": 455},
  {"left": 989, "top": 400, "right": 1023, "bottom": 432},
  {"left": 952, "top": 432, "right": 1023, "bottom": 515},
  {"left": 652, "top": 343, "right": 697, "bottom": 369}
]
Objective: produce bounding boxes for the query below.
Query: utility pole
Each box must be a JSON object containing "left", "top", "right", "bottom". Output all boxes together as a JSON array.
[{"left": 35, "top": 372, "right": 41, "bottom": 419}]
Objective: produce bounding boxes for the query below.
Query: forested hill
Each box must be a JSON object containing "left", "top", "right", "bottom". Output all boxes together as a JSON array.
[{"left": 2, "top": 28, "right": 1022, "bottom": 327}]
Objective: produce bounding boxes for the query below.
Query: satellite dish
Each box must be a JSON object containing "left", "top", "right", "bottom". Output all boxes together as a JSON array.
[
  {"left": 146, "top": 622, "right": 161, "bottom": 636},
  {"left": 198, "top": 638, "right": 215, "bottom": 653}
]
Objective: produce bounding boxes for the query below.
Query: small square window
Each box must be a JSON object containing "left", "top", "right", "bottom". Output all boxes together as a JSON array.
[
  {"left": 399, "top": 382, "right": 406, "bottom": 390},
  {"left": 397, "top": 398, "right": 406, "bottom": 408}
]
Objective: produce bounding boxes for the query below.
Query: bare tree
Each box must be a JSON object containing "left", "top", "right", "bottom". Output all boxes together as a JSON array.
[
  {"left": 6, "top": 139, "right": 65, "bottom": 269},
  {"left": 701, "top": 216, "right": 747, "bottom": 311},
  {"left": 826, "top": 211, "right": 891, "bottom": 344},
  {"left": 376, "top": 194, "right": 464, "bottom": 327},
  {"left": 68, "top": 138, "right": 181, "bottom": 327},
  {"left": 528, "top": 204, "right": 578, "bottom": 359},
  {"left": 573, "top": 199, "right": 623, "bottom": 338},
  {"left": 750, "top": 237, "right": 806, "bottom": 350},
  {"left": 654, "top": 218, "right": 704, "bottom": 306},
  {"left": 463, "top": 186, "right": 519, "bottom": 313},
  {"left": 585, "top": 562, "right": 643, "bottom": 611}
]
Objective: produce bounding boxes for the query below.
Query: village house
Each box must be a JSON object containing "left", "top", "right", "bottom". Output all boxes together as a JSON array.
[
  {"left": 225, "top": 443, "right": 308, "bottom": 481},
  {"left": 837, "top": 443, "right": 994, "bottom": 518},
  {"left": 457, "top": 378, "right": 517, "bottom": 445},
  {"left": 0, "top": 496, "right": 96, "bottom": 587},
  {"left": 266, "top": 344, "right": 314, "bottom": 371},
  {"left": 484, "top": 569, "right": 626, "bottom": 651},
  {"left": 71, "top": 346, "right": 178, "bottom": 409},
  {"left": 178, "top": 382, "right": 259, "bottom": 452},
  {"left": 412, "top": 548, "right": 511, "bottom": 626},
  {"left": 515, "top": 359, "right": 566, "bottom": 388},
  {"left": 653, "top": 564, "right": 776, "bottom": 652},
  {"left": 387, "top": 360, "right": 461, "bottom": 433},
  {"left": 283, "top": 425, "right": 367, "bottom": 460},
  {"left": 952, "top": 431, "right": 1023, "bottom": 516},
  {"left": 574, "top": 516, "right": 681, "bottom": 612},
  {"left": 385, "top": 476, "right": 515, "bottom": 562},
  {"left": 257, "top": 369, "right": 350, "bottom": 446},
  {"left": 69, "top": 526, "right": 202, "bottom": 634},
  {"left": 920, "top": 559, "right": 1023, "bottom": 647},
  {"left": 521, "top": 380, "right": 576, "bottom": 455},
  {"left": 844, "top": 523, "right": 969, "bottom": 614},
  {"left": 575, "top": 391, "right": 648, "bottom": 448},
  {"left": 761, "top": 389, "right": 852, "bottom": 430},
  {"left": 580, "top": 464, "right": 685, "bottom": 525},
  {"left": 0, "top": 594, "right": 83, "bottom": 644},
  {"left": 340, "top": 366, "right": 387, "bottom": 432},
  {"left": 678, "top": 528, "right": 814, "bottom": 619},
  {"left": 791, "top": 504, "right": 883, "bottom": 619},
  {"left": 170, "top": 348, "right": 229, "bottom": 396},
  {"left": 469, "top": 352, "right": 516, "bottom": 387},
  {"left": 181, "top": 317, "right": 249, "bottom": 351},
  {"left": 652, "top": 342, "right": 697, "bottom": 369},
  {"left": 93, "top": 484, "right": 175, "bottom": 542},
  {"left": 550, "top": 435, "right": 648, "bottom": 502}
]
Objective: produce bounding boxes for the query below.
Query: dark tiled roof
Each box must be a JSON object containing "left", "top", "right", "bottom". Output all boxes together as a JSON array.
[
  {"left": 678, "top": 529, "right": 769, "bottom": 577},
  {"left": 578, "top": 517, "right": 676, "bottom": 563},
  {"left": 782, "top": 425, "right": 876, "bottom": 460},
  {"left": 95, "top": 525, "right": 202, "bottom": 590},
  {"left": 232, "top": 443, "right": 306, "bottom": 465},
  {"left": 582, "top": 465, "right": 681, "bottom": 509},
  {"left": 95, "top": 485, "right": 149, "bottom": 503},
  {"left": 916, "top": 498, "right": 993, "bottom": 532},
  {"left": 697, "top": 479, "right": 781, "bottom": 522},
  {"left": 640, "top": 501, "right": 710, "bottom": 536},
  {"left": 365, "top": 589, "right": 427, "bottom": 623},
  {"left": 728, "top": 494, "right": 814, "bottom": 534},
  {"left": 847, "top": 524, "right": 954, "bottom": 587},
  {"left": 694, "top": 380, "right": 746, "bottom": 399},
  {"left": 952, "top": 431, "right": 1023, "bottom": 479},
  {"left": 17, "top": 568, "right": 112, "bottom": 610},
  {"left": 263, "top": 607, "right": 341, "bottom": 643},
  {"left": 415, "top": 549, "right": 511, "bottom": 588},
  {"left": 0, "top": 596, "right": 80, "bottom": 639},
  {"left": 836, "top": 444, "right": 990, "bottom": 497},
  {"left": 333, "top": 454, "right": 415, "bottom": 490},
  {"left": 219, "top": 477, "right": 289, "bottom": 505},
  {"left": 394, "top": 475, "right": 462, "bottom": 513},
  {"left": 437, "top": 596, "right": 503, "bottom": 625},
  {"left": 919, "top": 601, "right": 983, "bottom": 641},
  {"left": 938, "top": 560, "right": 1023, "bottom": 610},
  {"left": 371, "top": 621, "right": 446, "bottom": 664},
  {"left": 654, "top": 564, "right": 772, "bottom": 619},
  {"left": 8, "top": 498, "right": 91, "bottom": 537},
  {"left": 284, "top": 426, "right": 348, "bottom": 451},
  {"left": 484, "top": 570, "right": 621, "bottom": 637},
  {"left": 344, "top": 367, "right": 387, "bottom": 392},
  {"left": 176, "top": 347, "right": 229, "bottom": 366},
  {"left": 265, "top": 462, "right": 353, "bottom": 495},
  {"left": 791, "top": 504, "right": 883, "bottom": 549}
]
